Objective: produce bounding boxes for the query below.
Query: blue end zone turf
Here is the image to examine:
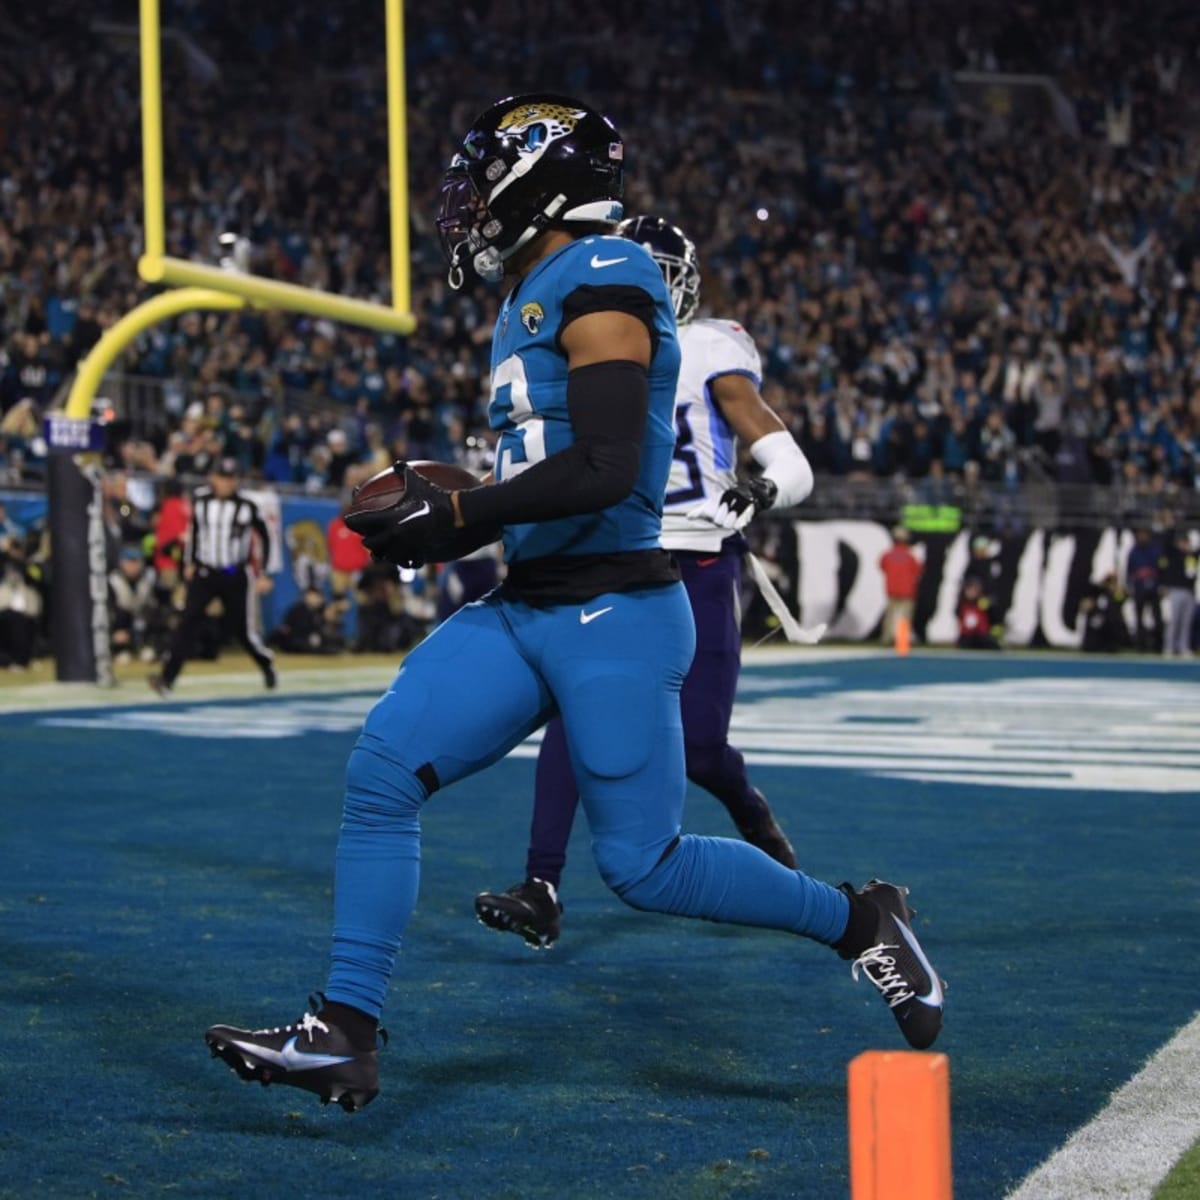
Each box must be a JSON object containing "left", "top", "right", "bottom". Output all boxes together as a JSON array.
[{"left": 1, "top": 652, "right": 1198, "bottom": 1198}]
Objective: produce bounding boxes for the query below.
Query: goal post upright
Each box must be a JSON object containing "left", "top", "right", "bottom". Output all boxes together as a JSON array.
[
  {"left": 139, "top": 0, "right": 165, "bottom": 263},
  {"left": 386, "top": 0, "right": 412, "bottom": 316},
  {"left": 54, "top": 0, "right": 417, "bottom": 683}
]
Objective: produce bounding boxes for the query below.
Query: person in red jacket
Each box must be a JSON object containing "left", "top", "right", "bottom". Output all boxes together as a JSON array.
[
  {"left": 152, "top": 480, "right": 191, "bottom": 594},
  {"left": 878, "top": 526, "right": 923, "bottom": 646},
  {"left": 327, "top": 512, "right": 372, "bottom": 602},
  {"left": 958, "top": 577, "right": 1001, "bottom": 650}
]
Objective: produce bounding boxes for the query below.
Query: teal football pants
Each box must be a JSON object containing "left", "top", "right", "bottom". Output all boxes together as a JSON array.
[{"left": 326, "top": 583, "right": 849, "bottom": 1018}]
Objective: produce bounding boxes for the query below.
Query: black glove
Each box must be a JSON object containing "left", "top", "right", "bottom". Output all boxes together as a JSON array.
[
  {"left": 687, "top": 476, "right": 778, "bottom": 532},
  {"left": 355, "top": 466, "right": 459, "bottom": 567}
]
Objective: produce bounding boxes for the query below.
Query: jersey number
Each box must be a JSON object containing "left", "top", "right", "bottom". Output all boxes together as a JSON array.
[
  {"left": 665, "top": 405, "right": 704, "bottom": 505},
  {"left": 492, "top": 354, "right": 547, "bottom": 480}
]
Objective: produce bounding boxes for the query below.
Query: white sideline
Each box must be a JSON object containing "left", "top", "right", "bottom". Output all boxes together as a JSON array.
[
  {"left": 1005, "top": 1010, "right": 1200, "bottom": 1199},
  {"left": 0, "top": 647, "right": 880, "bottom": 714}
]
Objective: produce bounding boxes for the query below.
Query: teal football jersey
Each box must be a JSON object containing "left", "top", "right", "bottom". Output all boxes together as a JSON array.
[{"left": 488, "top": 235, "right": 681, "bottom": 563}]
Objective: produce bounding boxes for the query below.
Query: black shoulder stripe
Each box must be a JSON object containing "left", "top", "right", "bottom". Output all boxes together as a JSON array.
[{"left": 556, "top": 284, "right": 660, "bottom": 357}]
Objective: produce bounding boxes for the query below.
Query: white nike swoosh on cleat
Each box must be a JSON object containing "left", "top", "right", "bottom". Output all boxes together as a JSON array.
[
  {"left": 590, "top": 254, "right": 628, "bottom": 269},
  {"left": 229, "top": 1036, "right": 354, "bottom": 1072},
  {"left": 579, "top": 606, "right": 614, "bottom": 624},
  {"left": 394, "top": 501, "right": 431, "bottom": 526},
  {"left": 895, "top": 922, "right": 944, "bottom": 1007}
]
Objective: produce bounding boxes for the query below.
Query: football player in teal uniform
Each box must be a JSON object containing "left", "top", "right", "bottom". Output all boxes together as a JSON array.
[{"left": 205, "top": 94, "right": 944, "bottom": 1112}]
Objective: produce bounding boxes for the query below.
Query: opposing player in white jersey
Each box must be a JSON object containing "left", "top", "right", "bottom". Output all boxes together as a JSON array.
[{"left": 476, "top": 215, "right": 815, "bottom": 948}]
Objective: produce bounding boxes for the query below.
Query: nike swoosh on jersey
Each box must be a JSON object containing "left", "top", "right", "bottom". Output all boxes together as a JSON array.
[
  {"left": 394, "top": 500, "right": 431, "bottom": 526},
  {"left": 579, "top": 605, "right": 614, "bottom": 624},
  {"left": 895, "top": 922, "right": 944, "bottom": 1007},
  {"left": 229, "top": 1035, "right": 354, "bottom": 1072},
  {"left": 696, "top": 557, "right": 720, "bottom": 567},
  {"left": 590, "top": 254, "right": 628, "bottom": 269}
]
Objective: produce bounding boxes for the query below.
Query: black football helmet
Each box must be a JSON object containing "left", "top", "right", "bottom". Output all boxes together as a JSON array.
[
  {"left": 617, "top": 215, "right": 700, "bottom": 323},
  {"left": 437, "top": 93, "right": 625, "bottom": 289}
]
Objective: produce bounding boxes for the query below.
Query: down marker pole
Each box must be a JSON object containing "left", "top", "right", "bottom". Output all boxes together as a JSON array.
[{"left": 848, "top": 1050, "right": 953, "bottom": 1200}]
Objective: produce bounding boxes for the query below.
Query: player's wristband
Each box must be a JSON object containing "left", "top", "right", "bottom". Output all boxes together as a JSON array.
[{"left": 749, "top": 430, "right": 813, "bottom": 509}]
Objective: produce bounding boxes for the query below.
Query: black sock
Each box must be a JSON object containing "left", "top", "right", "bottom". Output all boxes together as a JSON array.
[
  {"left": 319, "top": 1000, "right": 379, "bottom": 1051},
  {"left": 831, "top": 884, "right": 876, "bottom": 960}
]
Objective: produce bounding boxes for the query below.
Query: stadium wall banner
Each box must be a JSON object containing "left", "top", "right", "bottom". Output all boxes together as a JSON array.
[
  {"left": 754, "top": 519, "right": 1197, "bottom": 648},
  {"left": 260, "top": 493, "right": 341, "bottom": 633}
]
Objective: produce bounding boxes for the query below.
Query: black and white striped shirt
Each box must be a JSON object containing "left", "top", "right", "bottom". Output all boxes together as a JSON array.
[{"left": 187, "top": 488, "right": 270, "bottom": 570}]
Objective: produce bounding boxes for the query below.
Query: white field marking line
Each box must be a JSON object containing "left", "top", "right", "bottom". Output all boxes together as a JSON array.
[
  {"left": 1006, "top": 1009, "right": 1200, "bottom": 1200},
  {"left": 0, "top": 666, "right": 395, "bottom": 714}
]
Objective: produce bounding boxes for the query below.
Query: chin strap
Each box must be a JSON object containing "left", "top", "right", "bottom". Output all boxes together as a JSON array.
[{"left": 469, "top": 193, "right": 571, "bottom": 284}]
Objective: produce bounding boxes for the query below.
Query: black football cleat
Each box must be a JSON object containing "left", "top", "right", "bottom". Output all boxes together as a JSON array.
[
  {"left": 264, "top": 663, "right": 277, "bottom": 690},
  {"left": 839, "top": 879, "right": 945, "bottom": 1050},
  {"left": 475, "top": 878, "right": 562, "bottom": 949},
  {"left": 147, "top": 673, "right": 171, "bottom": 698},
  {"left": 734, "top": 790, "right": 798, "bottom": 868},
  {"left": 205, "top": 999, "right": 383, "bottom": 1112}
]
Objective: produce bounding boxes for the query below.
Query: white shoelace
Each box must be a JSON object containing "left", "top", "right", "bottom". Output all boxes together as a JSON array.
[
  {"left": 851, "top": 943, "right": 915, "bottom": 1009},
  {"left": 252, "top": 1012, "right": 330, "bottom": 1042}
]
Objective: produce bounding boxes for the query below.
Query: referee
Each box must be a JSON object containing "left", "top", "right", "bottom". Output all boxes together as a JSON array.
[{"left": 149, "top": 458, "right": 277, "bottom": 695}]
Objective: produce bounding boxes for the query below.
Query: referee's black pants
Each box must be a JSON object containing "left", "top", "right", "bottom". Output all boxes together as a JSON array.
[{"left": 161, "top": 565, "right": 274, "bottom": 686}]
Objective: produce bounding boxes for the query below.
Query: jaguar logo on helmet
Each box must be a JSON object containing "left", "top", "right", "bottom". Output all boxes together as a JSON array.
[{"left": 497, "top": 103, "right": 587, "bottom": 154}]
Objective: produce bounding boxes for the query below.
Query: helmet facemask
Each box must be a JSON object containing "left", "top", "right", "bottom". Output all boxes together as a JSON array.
[
  {"left": 655, "top": 251, "right": 701, "bottom": 324},
  {"left": 617, "top": 216, "right": 702, "bottom": 322},
  {"left": 436, "top": 162, "right": 568, "bottom": 288}
]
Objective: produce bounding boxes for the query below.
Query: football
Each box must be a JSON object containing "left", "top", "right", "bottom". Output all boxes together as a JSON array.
[{"left": 345, "top": 460, "right": 484, "bottom": 519}]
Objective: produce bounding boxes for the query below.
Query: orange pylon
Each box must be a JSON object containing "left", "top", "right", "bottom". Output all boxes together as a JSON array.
[{"left": 848, "top": 1050, "right": 952, "bottom": 1200}]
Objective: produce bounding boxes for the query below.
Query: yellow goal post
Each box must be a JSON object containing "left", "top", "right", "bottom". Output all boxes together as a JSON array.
[
  {"left": 50, "top": 0, "right": 416, "bottom": 683},
  {"left": 64, "top": 0, "right": 416, "bottom": 420}
]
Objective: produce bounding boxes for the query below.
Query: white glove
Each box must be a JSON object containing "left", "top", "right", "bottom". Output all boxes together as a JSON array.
[{"left": 687, "top": 477, "right": 778, "bottom": 531}]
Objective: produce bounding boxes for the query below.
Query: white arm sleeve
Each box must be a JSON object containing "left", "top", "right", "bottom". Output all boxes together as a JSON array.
[{"left": 749, "top": 430, "right": 814, "bottom": 509}]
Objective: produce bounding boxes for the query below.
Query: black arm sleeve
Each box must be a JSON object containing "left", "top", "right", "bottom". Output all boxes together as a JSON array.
[{"left": 456, "top": 359, "right": 648, "bottom": 529}]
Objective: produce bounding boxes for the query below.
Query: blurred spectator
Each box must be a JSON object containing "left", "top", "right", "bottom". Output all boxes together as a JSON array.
[
  {"left": 0, "top": 533, "right": 44, "bottom": 667},
  {"left": 327, "top": 510, "right": 373, "bottom": 602},
  {"left": 877, "top": 527, "right": 923, "bottom": 647},
  {"left": 962, "top": 535, "right": 1004, "bottom": 630},
  {"left": 1124, "top": 527, "right": 1163, "bottom": 652},
  {"left": 108, "top": 545, "right": 160, "bottom": 663},
  {"left": 1160, "top": 529, "right": 1198, "bottom": 657},
  {"left": 152, "top": 478, "right": 191, "bottom": 597},
  {"left": 4, "top": 0, "right": 1200, "bottom": 503},
  {"left": 353, "top": 561, "right": 435, "bottom": 653},
  {"left": 1079, "top": 573, "right": 1129, "bottom": 653},
  {"left": 957, "top": 578, "right": 1001, "bottom": 651},
  {"left": 269, "top": 585, "right": 346, "bottom": 654}
]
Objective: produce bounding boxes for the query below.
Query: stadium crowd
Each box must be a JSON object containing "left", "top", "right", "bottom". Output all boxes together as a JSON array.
[
  {"left": 2, "top": 0, "right": 1199, "bottom": 499},
  {"left": 1, "top": 0, "right": 1199, "bottom": 667}
]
